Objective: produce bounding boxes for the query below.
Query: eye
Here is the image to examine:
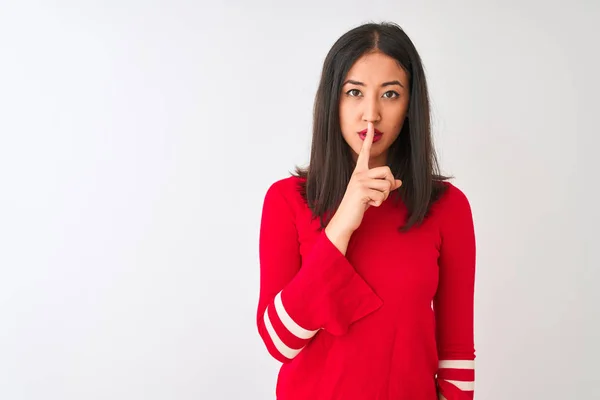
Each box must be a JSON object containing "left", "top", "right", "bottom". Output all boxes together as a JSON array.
[
  {"left": 345, "top": 89, "right": 362, "bottom": 97},
  {"left": 383, "top": 91, "right": 400, "bottom": 99}
]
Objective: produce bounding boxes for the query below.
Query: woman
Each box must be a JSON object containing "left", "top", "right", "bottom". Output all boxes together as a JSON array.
[{"left": 256, "top": 21, "right": 476, "bottom": 400}]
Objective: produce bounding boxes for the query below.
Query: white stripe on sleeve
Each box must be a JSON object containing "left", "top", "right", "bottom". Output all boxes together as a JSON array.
[
  {"left": 438, "top": 360, "right": 475, "bottom": 369},
  {"left": 263, "top": 306, "right": 302, "bottom": 360},
  {"left": 274, "top": 291, "right": 319, "bottom": 339},
  {"left": 445, "top": 379, "right": 475, "bottom": 391}
]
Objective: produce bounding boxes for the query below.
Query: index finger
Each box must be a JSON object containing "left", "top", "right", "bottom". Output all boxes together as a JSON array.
[{"left": 355, "top": 121, "right": 374, "bottom": 171}]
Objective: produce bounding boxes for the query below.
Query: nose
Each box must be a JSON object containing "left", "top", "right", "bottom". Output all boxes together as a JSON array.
[{"left": 361, "top": 96, "right": 381, "bottom": 123}]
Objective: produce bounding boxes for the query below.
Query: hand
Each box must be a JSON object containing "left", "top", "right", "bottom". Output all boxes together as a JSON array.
[{"left": 327, "top": 121, "right": 402, "bottom": 236}]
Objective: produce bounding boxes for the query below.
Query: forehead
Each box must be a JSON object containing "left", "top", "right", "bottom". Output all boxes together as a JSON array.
[{"left": 345, "top": 51, "right": 408, "bottom": 83}]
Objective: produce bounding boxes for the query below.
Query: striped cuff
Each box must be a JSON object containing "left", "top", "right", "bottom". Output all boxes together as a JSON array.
[
  {"left": 437, "top": 360, "right": 475, "bottom": 399},
  {"left": 262, "top": 291, "right": 319, "bottom": 361}
]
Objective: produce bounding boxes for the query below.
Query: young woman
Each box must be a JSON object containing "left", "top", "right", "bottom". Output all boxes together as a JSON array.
[{"left": 256, "top": 21, "right": 476, "bottom": 400}]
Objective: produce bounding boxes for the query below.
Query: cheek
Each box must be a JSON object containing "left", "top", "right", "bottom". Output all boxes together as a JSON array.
[
  {"left": 338, "top": 106, "right": 356, "bottom": 137},
  {"left": 384, "top": 119, "right": 406, "bottom": 142},
  {"left": 338, "top": 104, "right": 352, "bottom": 124},
  {"left": 390, "top": 112, "right": 408, "bottom": 132}
]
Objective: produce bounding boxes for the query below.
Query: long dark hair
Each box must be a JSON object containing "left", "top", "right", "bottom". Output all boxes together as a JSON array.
[{"left": 292, "top": 21, "right": 452, "bottom": 233}]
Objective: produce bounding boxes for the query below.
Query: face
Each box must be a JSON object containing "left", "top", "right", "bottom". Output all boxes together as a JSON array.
[{"left": 339, "top": 51, "right": 410, "bottom": 168}]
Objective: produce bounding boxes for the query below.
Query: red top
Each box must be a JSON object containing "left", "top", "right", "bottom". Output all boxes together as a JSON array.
[{"left": 256, "top": 176, "right": 476, "bottom": 400}]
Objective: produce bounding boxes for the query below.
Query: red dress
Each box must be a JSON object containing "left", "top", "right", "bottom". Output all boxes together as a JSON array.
[{"left": 256, "top": 176, "right": 476, "bottom": 399}]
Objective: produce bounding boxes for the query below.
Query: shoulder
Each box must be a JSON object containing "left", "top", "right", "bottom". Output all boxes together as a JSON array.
[
  {"left": 437, "top": 181, "right": 471, "bottom": 208},
  {"left": 265, "top": 175, "right": 305, "bottom": 200},
  {"left": 430, "top": 180, "right": 474, "bottom": 225},
  {"left": 267, "top": 175, "right": 305, "bottom": 194},
  {"left": 262, "top": 175, "right": 307, "bottom": 213}
]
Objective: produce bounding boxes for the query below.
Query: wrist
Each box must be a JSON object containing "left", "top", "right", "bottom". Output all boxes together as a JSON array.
[
  {"left": 326, "top": 216, "right": 353, "bottom": 240},
  {"left": 325, "top": 225, "right": 352, "bottom": 242},
  {"left": 325, "top": 219, "right": 353, "bottom": 255}
]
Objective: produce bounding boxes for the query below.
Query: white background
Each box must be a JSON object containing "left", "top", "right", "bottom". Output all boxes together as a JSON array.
[{"left": 1, "top": 1, "right": 598, "bottom": 399}]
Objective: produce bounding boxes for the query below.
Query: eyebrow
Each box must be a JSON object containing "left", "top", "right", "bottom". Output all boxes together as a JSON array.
[{"left": 343, "top": 79, "right": 404, "bottom": 88}]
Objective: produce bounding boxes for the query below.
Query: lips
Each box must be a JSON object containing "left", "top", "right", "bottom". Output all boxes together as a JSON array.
[
  {"left": 358, "top": 128, "right": 383, "bottom": 136},
  {"left": 358, "top": 128, "right": 383, "bottom": 142}
]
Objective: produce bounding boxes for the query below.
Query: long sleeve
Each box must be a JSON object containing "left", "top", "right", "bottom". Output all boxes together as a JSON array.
[
  {"left": 256, "top": 181, "right": 383, "bottom": 363},
  {"left": 433, "top": 185, "right": 476, "bottom": 399}
]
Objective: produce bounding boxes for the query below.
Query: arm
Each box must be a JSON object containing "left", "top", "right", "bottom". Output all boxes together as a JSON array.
[
  {"left": 256, "top": 182, "right": 383, "bottom": 363},
  {"left": 434, "top": 185, "right": 476, "bottom": 400}
]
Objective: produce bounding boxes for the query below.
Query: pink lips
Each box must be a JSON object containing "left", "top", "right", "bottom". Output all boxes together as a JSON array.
[{"left": 358, "top": 128, "right": 383, "bottom": 143}]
